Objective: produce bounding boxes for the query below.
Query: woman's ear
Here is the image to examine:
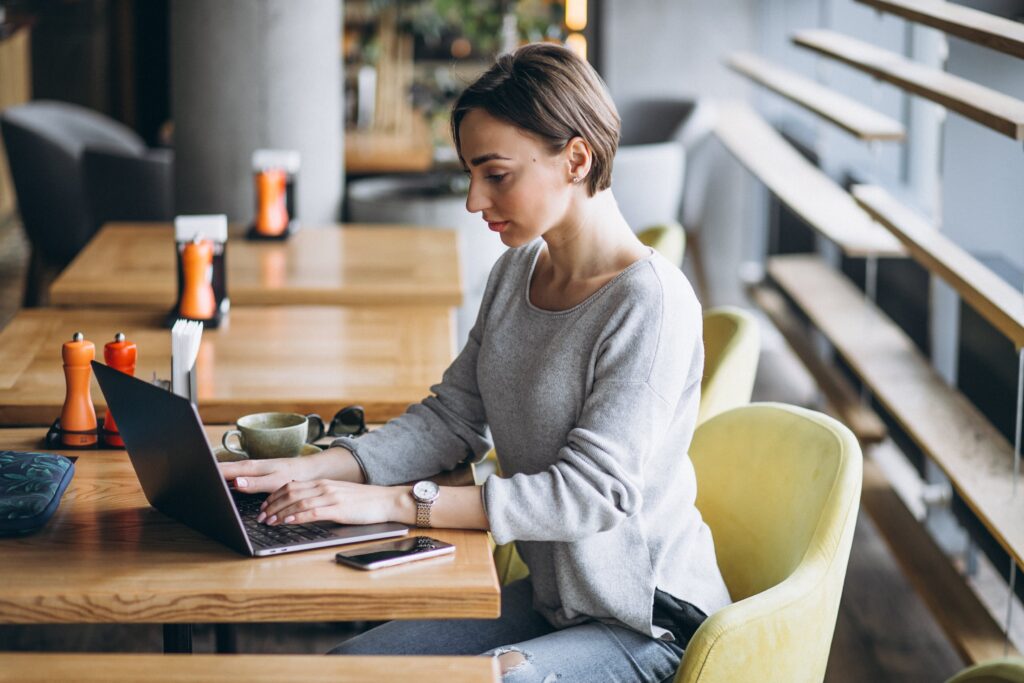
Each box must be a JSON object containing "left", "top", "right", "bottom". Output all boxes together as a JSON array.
[{"left": 565, "top": 136, "right": 593, "bottom": 184}]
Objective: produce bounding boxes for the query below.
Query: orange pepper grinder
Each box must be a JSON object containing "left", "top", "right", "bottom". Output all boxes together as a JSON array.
[
  {"left": 102, "top": 332, "right": 137, "bottom": 447},
  {"left": 61, "top": 332, "right": 97, "bottom": 446},
  {"left": 179, "top": 236, "right": 217, "bottom": 320},
  {"left": 256, "top": 168, "right": 289, "bottom": 236}
]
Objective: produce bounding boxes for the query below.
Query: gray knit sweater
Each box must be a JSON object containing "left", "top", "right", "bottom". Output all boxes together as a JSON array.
[{"left": 335, "top": 239, "right": 731, "bottom": 639}]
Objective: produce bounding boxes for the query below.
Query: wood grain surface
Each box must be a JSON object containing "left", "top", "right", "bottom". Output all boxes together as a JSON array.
[
  {"left": 49, "top": 223, "right": 463, "bottom": 308},
  {"left": 856, "top": 0, "right": 1024, "bottom": 61},
  {"left": 714, "top": 102, "right": 905, "bottom": 257},
  {"left": 793, "top": 29, "right": 1024, "bottom": 140},
  {"left": 0, "top": 433, "right": 499, "bottom": 625},
  {"left": 861, "top": 458, "right": 1017, "bottom": 664},
  {"left": 0, "top": 306, "right": 455, "bottom": 425},
  {"left": 0, "top": 653, "right": 499, "bottom": 682},
  {"left": 728, "top": 52, "right": 905, "bottom": 141},
  {"left": 853, "top": 184, "right": 1024, "bottom": 350}
]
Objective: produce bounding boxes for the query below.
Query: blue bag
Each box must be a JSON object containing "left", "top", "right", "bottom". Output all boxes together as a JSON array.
[{"left": 0, "top": 451, "right": 75, "bottom": 536}]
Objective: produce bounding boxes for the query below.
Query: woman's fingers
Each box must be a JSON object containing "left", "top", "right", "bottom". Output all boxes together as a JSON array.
[
  {"left": 260, "top": 481, "right": 330, "bottom": 522},
  {"left": 266, "top": 494, "right": 339, "bottom": 526},
  {"left": 219, "top": 458, "right": 295, "bottom": 493},
  {"left": 277, "top": 503, "right": 344, "bottom": 527},
  {"left": 263, "top": 479, "right": 322, "bottom": 509}
]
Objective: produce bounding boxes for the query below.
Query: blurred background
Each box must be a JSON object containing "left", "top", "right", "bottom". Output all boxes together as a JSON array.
[{"left": 0, "top": 2, "right": 1022, "bottom": 681}]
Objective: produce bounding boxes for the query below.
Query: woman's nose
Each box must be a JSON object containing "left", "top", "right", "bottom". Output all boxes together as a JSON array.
[{"left": 465, "top": 180, "right": 489, "bottom": 214}]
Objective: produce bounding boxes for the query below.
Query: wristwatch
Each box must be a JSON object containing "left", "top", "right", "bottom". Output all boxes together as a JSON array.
[{"left": 412, "top": 480, "right": 440, "bottom": 528}]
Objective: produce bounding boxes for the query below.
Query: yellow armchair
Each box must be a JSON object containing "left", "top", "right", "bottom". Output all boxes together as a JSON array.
[
  {"left": 637, "top": 221, "right": 687, "bottom": 267},
  {"left": 675, "top": 403, "right": 862, "bottom": 682},
  {"left": 698, "top": 306, "right": 760, "bottom": 425},
  {"left": 946, "top": 658, "right": 1024, "bottom": 683}
]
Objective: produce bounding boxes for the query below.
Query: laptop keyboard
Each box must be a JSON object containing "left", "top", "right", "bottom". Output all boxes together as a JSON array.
[{"left": 231, "top": 491, "right": 334, "bottom": 548}]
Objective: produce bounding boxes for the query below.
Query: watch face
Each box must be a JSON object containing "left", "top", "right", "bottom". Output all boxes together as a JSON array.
[{"left": 413, "top": 480, "right": 440, "bottom": 501}]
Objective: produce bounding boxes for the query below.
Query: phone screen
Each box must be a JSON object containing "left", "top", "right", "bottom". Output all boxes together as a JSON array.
[{"left": 335, "top": 536, "right": 455, "bottom": 570}]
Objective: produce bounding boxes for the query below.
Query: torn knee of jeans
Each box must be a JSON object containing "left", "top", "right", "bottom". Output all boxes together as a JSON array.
[{"left": 491, "top": 646, "right": 531, "bottom": 676}]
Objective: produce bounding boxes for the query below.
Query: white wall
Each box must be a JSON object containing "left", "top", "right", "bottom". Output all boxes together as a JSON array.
[
  {"left": 941, "top": 1, "right": 1024, "bottom": 273},
  {"left": 599, "top": 0, "right": 765, "bottom": 306}
]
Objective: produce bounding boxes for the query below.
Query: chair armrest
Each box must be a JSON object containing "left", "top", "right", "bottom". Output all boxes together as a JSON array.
[{"left": 82, "top": 146, "right": 174, "bottom": 224}]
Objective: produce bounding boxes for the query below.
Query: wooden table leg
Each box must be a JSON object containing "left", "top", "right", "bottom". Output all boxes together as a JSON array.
[{"left": 163, "top": 624, "right": 193, "bottom": 653}]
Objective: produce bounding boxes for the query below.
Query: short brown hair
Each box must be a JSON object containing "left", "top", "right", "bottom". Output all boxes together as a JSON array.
[{"left": 451, "top": 43, "right": 620, "bottom": 197}]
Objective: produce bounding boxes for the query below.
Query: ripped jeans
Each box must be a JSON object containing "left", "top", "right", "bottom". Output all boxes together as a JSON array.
[{"left": 327, "top": 579, "right": 685, "bottom": 682}]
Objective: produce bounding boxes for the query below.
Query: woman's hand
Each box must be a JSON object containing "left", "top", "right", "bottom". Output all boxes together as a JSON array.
[
  {"left": 218, "top": 446, "right": 366, "bottom": 493},
  {"left": 257, "top": 480, "right": 414, "bottom": 527},
  {"left": 219, "top": 456, "right": 312, "bottom": 494}
]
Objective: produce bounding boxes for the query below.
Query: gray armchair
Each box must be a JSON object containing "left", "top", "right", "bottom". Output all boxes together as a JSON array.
[{"left": 0, "top": 100, "right": 173, "bottom": 305}]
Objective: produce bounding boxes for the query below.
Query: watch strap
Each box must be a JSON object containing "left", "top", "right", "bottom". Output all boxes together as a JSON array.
[{"left": 415, "top": 498, "right": 433, "bottom": 528}]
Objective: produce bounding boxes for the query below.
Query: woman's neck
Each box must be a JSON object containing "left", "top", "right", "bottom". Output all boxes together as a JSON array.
[{"left": 540, "top": 190, "right": 647, "bottom": 284}]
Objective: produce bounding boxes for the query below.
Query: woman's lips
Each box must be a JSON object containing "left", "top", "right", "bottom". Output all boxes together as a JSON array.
[{"left": 487, "top": 221, "right": 509, "bottom": 232}]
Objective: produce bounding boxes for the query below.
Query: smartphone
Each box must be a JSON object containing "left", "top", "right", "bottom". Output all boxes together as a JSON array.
[{"left": 335, "top": 536, "right": 455, "bottom": 570}]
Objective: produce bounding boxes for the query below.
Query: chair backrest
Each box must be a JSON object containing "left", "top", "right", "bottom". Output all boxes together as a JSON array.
[
  {"left": 612, "top": 141, "right": 685, "bottom": 231},
  {"left": 637, "top": 221, "right": 686, "bottom": 268},
  {"left": 0, "top": 100, "right": 146, "bottom": 263},
  {"left": 618, "top": 99, "right": 698, "bottom": 147},
  {"left": 946, "top": 658, "right": 1024, "bottom": 683},
  {"left": 698, "top": 306, "right": 759, "bottom": 425},
  {"left": 677, "top": 403, "right": 862, "bottom": 682}
]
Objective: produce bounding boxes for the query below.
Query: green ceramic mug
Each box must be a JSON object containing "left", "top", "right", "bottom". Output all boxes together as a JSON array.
[{"left": 221, "top": 412, "right": 325, "bottom": 459}]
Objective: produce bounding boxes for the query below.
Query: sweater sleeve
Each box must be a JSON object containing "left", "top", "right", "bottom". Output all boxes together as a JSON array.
[
  {"left": 483, "top": 279, "right": 703, "bottom": 545},
  {"left": 329, "top": 254, "right": 510, "bottom": 485}
]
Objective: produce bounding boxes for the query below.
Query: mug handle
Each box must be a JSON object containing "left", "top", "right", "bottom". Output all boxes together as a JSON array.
[
  {"left": 305, "top": 414, "right": 325, "bottom": 443},
  {"left": 222, "top": 429, "right": 247, "bottom": 455}
]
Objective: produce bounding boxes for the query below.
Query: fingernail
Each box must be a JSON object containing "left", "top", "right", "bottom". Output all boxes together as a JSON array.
[
  {"left": 260, "top": 501, "right": 267, "bottom": 510},
  {"left": 236, "top": 478, "right": 247, "bottom": 488},
  {"left": 283, "top": 515, "right": 295, "bottom": 524},
  {"left": 267, "top": 515, "right": 277, "bottom": 525},
  {"left": 256, "top": 512, "right": 266, "bottom": 523}
]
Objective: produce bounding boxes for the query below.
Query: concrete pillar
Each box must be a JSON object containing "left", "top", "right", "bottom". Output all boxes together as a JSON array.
[{"left": 171, "top": 0, "right": 342, "bottom": 223}]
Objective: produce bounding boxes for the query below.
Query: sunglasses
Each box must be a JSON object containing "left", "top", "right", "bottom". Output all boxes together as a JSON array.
[{"left": 327, "top": 405, "right": 368, "bottom": 438}]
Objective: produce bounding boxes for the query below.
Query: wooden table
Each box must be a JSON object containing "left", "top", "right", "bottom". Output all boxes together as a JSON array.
[
  {"left": 49, "top": 223, "right": 463, "bottom": 308},
  {"left": 0, "top": 653, "right": 500, "bottom": 683},
  {"left": 0, "top": 306, "right": 455, "bottom": 426},
  {"left": 0, "top": 428, "right": 499, "bottom": 653}
]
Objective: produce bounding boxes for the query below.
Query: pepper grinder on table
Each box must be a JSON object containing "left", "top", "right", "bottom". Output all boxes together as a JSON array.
[
  {"left": 60, "top": 332, "right": 97, "bottom": 447},
  {"left": 102, "top": 332, "right": 137, "bottom": 447}
]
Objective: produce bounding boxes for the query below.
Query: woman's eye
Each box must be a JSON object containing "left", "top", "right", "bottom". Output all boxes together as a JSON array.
[{"left": 486, "top": 173, "right": 507, "bottom": 183}]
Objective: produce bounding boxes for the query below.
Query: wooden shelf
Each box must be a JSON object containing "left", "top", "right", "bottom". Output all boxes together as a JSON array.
[
  {"left": 793, "top": 29, "right": 1024, "bottom": 140},
  {"left": 861, "top": 458, "right": 1018, "bottom": 664},
  {"left": 853, "top": 184, "right": 1024, "bottom": 350},
  {"left": 767, "top": 254, "right": 1024, "bottom": 569},
  {"left": 857, "top": 0, "right": 1024, "bottom": 62},
  {"left": 713, "top": 103, "right": 905, "bottom": 257},
  {"left": 752, "top": 286, "right": 888, "bottom": 444},
  {"left": 728, "top": 52, "right": 906, "bottom": 141}
]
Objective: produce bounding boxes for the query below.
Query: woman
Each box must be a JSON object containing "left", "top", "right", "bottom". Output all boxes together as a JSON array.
[{"left": 220, "top": 43, "right": 730, "bottom": 682}]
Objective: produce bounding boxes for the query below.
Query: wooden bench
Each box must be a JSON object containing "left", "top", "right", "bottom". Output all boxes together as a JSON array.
[{"left": 0, "top": 653, "right": 499, "bottom": 683}]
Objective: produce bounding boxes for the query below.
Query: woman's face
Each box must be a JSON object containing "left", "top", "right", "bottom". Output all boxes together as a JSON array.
[{"left": 459, "top": 109, "right": 579, "bottom": 248}]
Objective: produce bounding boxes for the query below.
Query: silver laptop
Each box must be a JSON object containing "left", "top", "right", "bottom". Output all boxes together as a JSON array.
[{"left": 92, "top": 361, "right": 408, "bottom": 556}]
